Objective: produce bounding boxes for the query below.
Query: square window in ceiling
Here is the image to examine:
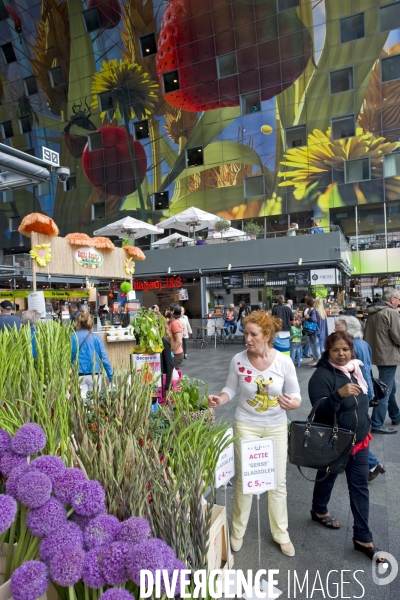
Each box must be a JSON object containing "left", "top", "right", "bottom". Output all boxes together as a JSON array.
[
  {"left": 186, "top": 147, "right": 204, "bottom": 167},
  {"left": 88, "top": 132, "right": 103, "bottom": 152},
  {"left": 23, "top": 76, "right": 38, "bottom": 96},
  {"left": 162, "top": 70, "right": 180, "bottom": 94},
  {"left": 217, "top": 52, "right": 238, "bottom": 79},
  {"left": 285, "top": 125, "right": 307, "bottom": 148},
  {"left": 98, "top": 91, "right": 114, "bottom": 112},
  {"left": 240, "top": 92, "right": 261, "bottom": 115},
  {"left": 381, "top": 54, "right": 400, "bottom": 83},
  {"left": 340, "top": 13, "right": 364, "bottom": 44},
  {"left": 19, "top": 116, "right": 32, "bottom": 134},
  {"left": 49, "top": 67, "right": 65, "bottom": 88},
  {"left": 134, "top": 120, "right": 149, "bottom": 140},
  {"left": 1, "top": 121, "right": 14, "bottom": 139},
  {"left": 139, "top": 33, "right": 157, "bottom": 57},
  {"left": 244, "top": 175, "right": 264, "bottom": 198},
  {"left": 331, "top": 115, "right": 355, "bottom": 140},
  {"left": 1, "top": 42, "right": 16, "bottom": 64},
  {"left": 277, "top": 0, "right": 299, "bottom": 12},
  {"left": 384, "top": 153, "right": 400, "bottom": 177},
  {"left": 153, "top": 192, "right": 169, "bottom": 211},
  {"left": 345, "top": 158, "right": 370, "bottom": 183},
  {"left": 380, "top": 3, "right": 400, "bottom": 33},
  {"left": 330, "top": 67, "right": 353, "bottom": 94},
  {"left": 64, "top": 174, "right": 77, "bottom": 191},
  {"left": 82, "top": 7, "right": 101, "bottom": 33},
  {"left": 92, "top": 201, "right": 106, "bottom": 220}
]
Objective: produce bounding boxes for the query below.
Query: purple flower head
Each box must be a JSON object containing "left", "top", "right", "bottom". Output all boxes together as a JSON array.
[
  {"left": 126, "top": 538, "right": 168, "bottom": 586},
  {"left": 0, "top": 494, "right": 17, "bottom": 534},
  {"left": 40, "top": 521, "right": 84, "bottom": 564},
  {"left": 49, "top": 544, "right": 85, "bottom": 587},
  {"left": 115, "top": 516, "right": 151, "bottom": 547},
  {"left": 53, "top": 467, "right": 87, "bottom": 504},
  {"left": 84, "top": 514, "right": 119, "bottom": 550},
  {"left": 10, "top": 560, "right": 49, "bottom": 600},
  {"left": 26, "top": 498, "right": 67, "bottom": 537},
  {"left": 100, "top": 590, "right": 135, "bottom": 600},
  {"left": 5, "top": 463, "right": 31, "bottom": 498},
  {"left": 145, "top": 538, "right": 175, "bottom": 572},
  {"left": 0, "top": 429, "right": 11, "bottom": 457},
  {"left": 0, "top": 452, "right": 27, "bottom": 477},
  {"left": 163, "top": 559, "right": 187, "bottom": 597},
  {"left": 16, "top": 471, "right": 52, "bottom": 508},
  {"left": 70, "top": 480, "right": 105, "bottom": 517},
  {"left": 11, "top": 424, "right": 46, "bottom": 456},
  {"left": 82, "top": 547, "right": 107, "bottom": 589},
  {"left": 98, "top": 542, "right": 131, "bottom": 585},
  {"left": 31, "top": 455, "right": 66, "bottom": 484}
]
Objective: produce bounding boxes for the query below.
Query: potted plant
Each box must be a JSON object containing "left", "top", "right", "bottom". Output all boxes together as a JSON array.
[
  {"left": 131, "top": 307, "right": 165, "bottom": 354},
  {"left": 168, "top": 237, "right": 179, "bottom": 248},
  {"left": 243, "top": 220, "right": 263, "bottom": 239},
  {"left": 214, "top": 218, "right": 231, "bottom": 241}
]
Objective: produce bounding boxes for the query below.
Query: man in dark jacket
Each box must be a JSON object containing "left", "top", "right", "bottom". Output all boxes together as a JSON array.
[
  {"left": 364, "top": 287, "right": 400, "bottom": 434},
  {"left": 272, "top": 295, "right": 293, "bottom": 331},
  {"left": 0, "top": 300, "right": 21, "bottom": 331}
]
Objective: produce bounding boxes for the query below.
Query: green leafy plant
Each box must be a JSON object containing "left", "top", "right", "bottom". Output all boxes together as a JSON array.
[
  {"left": 131, "top": 306, "right": 165, "bottom": 354},
  {"left": 168, "top": 237, "right": 179, "bottom": 247},
  {"left": 214, "top": 217, "right": 231, "bottom": 239},
  {"left": 244, "top": 220, "right": 263, "bottom": 238}
]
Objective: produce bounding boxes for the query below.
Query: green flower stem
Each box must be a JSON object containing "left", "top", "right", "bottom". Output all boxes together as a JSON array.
[
  {"left": 0, "top": 530, "right": 8, "bottom": 547},
  {"left": 68, "top": 585, "right": 77, "bottom": 600},
  {"left": 149, "top": 116, "right": 161, "bottom": 191},
  {"left": 122, "top": 104, "right": 146, "bottom": 221},
  {"left": 4, "top": 513, "right": 17, "bottom": 581},
  {"left": 84, "top": 584, "right": 89, "bottom": 600},
  {"left": 23, "top": 536, "right": 40, "bottom": 562},
  {"left": 12, "top": 505, "right": 28, "bottom": 571},
  {"left": 67, "top": 507, "right": 75, "bottom": 518}
]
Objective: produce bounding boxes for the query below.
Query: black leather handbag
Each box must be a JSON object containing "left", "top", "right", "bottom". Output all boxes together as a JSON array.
[
  {"left": 370, "top": 376, "right": 389, "bottom": 407},
  {"left": 288, "top": 397, "right": 357, "bottom": 481}
]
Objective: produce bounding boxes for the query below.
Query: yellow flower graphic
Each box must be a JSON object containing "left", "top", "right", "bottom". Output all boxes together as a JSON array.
[
  {"left": 30, "top": 244, "right": 51, "bottom": 267},
  {"left": 124, "top": 257, "right": 135, "bottom": 275}
]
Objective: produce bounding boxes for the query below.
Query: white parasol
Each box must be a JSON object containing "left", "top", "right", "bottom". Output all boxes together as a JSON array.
[
  {"left": 206, "top": 227, "right": 251, "bottom": 243},
  {"left": 94, "top": 216, "right": 164, "bottom": 239},
  {"left": 150, "top": 233, "right": 193, "bottom": 248},
  {"left": 157, "top": 206, "right": 221, "bottom": 234}
]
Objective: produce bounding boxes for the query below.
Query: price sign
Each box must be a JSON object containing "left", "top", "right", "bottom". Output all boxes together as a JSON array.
[
  {"left": 241, "top": 437, "right": 276, "bottom": 495},
  {"left": 215, "top": 428, "right": 234, "bottom": 488}
]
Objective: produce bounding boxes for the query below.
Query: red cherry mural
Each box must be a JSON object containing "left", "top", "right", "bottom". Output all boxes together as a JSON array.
[
  {"left": 87, "top": 0, "right": 121, "bottom": 30},
  {"left": 82, "top": 127, "right": 147, "bottom": 198},
  {"left": 156, "top": 0, "right": 312, "bottom": 112}
]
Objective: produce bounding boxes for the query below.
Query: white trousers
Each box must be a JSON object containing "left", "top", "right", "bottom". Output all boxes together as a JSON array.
[{"left": 80, "top": 374, "right": 101, "bottom": 399}]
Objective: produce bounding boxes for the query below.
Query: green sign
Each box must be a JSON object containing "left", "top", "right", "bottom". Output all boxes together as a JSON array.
[{"left": 0, "top": 290, "right": 90, "bottom": 299}]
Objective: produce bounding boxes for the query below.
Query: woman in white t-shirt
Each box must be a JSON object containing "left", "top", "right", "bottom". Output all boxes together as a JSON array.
[
  {"left": 180, "top": 306, "right": 192, "bottom": 359},
  {"left": 208, "top": 311, "right": 301, "bottom": 557}
]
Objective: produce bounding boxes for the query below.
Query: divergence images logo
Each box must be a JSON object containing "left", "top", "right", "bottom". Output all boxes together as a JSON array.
[{"left": 372, "top": 552, "right": 398, "bottom": 585}]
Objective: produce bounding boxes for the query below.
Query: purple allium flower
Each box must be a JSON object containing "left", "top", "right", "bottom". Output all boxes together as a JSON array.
[
  {"left": 126, "top": 539, "right": 168, "bottom": 585},
  {"left": 5, "top": 463, "right": 31, "bottom": 498},
  {"left": 10, "top": 560, "right": 49, "bottom": 600},
  {"left": 0, "top": 429, "right": 11, "bottom": 457},
  {"left": 0, "top": 452, "right": 27, "bottom": 477},
  {"left": 16, "top": 471, "right": 52, "bottom": 509},
  {"left": 99, "top": 590, "right": 135, "bottom": 600},
  {"left": 11, "top": 424, "right": 46, "bottom": 456},
  {"left": 98, "top": 542, "right": 131, "bottom": 585},
  {"left": 31, "top": 455, "right": 66, "bottom": 484},
  {"left": 84, "top": 514, "right": 119, "bottom": 550},
  {"left": 70, "top": 480, "right": 105, "bottom": 517},
  {"left": 49, "top": 544, "right": 85, "bottom": 586},
  {"left": 53, "top": 467, "right": 87, "bottom": 504},
  {"left": 145, "top": 538, "right": 175, "bottom": 572},
  {"left": 0, "top": 494, "right": 17, "bottom": 534},
  {"left": 26, "top": 498, "right": 67, "bottom": 537},
  {"left": 40, "top": 521, "right": 84, "bottom": 564},
  {"left": 163, "top": 559, "right": 187, "bottom": 597},
  {"left": 82, "top": 547, "right": 107, "bottom": 589},
  {"left": 115, "top": 516, "right": 151, "bottom": 546}
]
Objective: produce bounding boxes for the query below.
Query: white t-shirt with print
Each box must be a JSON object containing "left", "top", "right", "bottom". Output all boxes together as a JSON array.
[{"left": 221, "top": 350, "right": 301, "bottom": 426}]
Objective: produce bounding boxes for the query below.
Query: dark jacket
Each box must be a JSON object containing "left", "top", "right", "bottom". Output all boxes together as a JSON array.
[
  {"left": 161, "top": 337, "right": 174, "bottom": 392},
  {"left": 237, "top": 304, "right": 251, "bottom": 324},
  {"left": 308, "top": 358, "right": 370, "bottom": 444},
  {"left": 364, "top": 301, "right": 400, "bottom": 366},
  {"left": 271, "top": 304, "right": 293, "bottom": 331}
]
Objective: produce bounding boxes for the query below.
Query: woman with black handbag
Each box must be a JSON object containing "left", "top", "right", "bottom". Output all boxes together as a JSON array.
[{"left": 308, "top": 331, "right": 386, "bottom": 562}]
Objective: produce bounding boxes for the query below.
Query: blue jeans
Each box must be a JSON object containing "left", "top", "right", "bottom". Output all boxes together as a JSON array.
[
  {"left": 368, "top": 449, "right": 379, "bottom": 470},
  {"left": 371, "top": 366, "right": 400, "bottom": 429},
  {"left": 290, "top": 341, "right": 302, "bottom": 365},
  {"left": 224, "top": 320, "right": 237, "bottom": 337},
  {"left": 308, "top": 334, "right": 320, "bottom": 361}
]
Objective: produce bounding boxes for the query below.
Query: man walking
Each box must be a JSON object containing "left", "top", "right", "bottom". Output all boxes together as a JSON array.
[
  {"left": 364, "top": 287, "right": 400, "bottom": 434},
  {"left": 0, "top": 300, "right": 21, "bottom": 331}
]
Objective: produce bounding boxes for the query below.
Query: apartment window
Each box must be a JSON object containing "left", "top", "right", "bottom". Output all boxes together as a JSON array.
[
  {"left": 139, "top": 33, "right": 157, "bottom": 57},
  {"left": 240, "top": 92, "right": 261, "bottom": 115},
  {"left": 64, "top": 174, "right": 77, "bottom": 191},
  {"left": 244, "top": 175, "right": 264, "bottom": 198},
  {"left": 331, "top": 115, "right": 355, "bottom": 140},
  {"left": 18, "top": 116, "right": 32, "bottom": 134},
  {"left": 330, "top": 207, "right": 356, "bottom": 237},
  {"left": 330, "top": 67, "right": 353, "bottom": 95},
  {"left": 1, "top": 42, "right": 16, "bottom": 64},
  {"left": 285, "top": 125, "right": 307, "bottom": 148},
  {"left": 384, "top": 153, "right": 400, "bottom": 177},
  {"left": 152, "top": 192, "right": 169, "bottom": 211},
  {"left": 345, "top": 158, "right": 370, "bottom": 183},
  {"left": 38, "top": 181, "right": 50, "bottom": 196},
  {"left": 92, "top": 202, "right": 105, "bottom": 220},
  {"left": 134, "top": 120, "right": 149, "bottom": 140},
  {"left": 162, "top": 70, "right": 180, "bottom": 94},
  {"left": 49, "top": 66, "right": 65, "bottom": 88},
  {"left": 9, "top": 216, "right": 20, "bottom": 232},
  {"left": 1, "top": 121, "right": 14, "bottom": 139},
  {"left": 381, "top": 54, "right": 400, "bottom": 83},
  {"left": 216, "top": 52, "right": 237, "bottom": 79},
  {"left": 277, "top": 0, "right": 299, "bottom": 12},
  {"left": 380, "top": 2, "right": 400, "bottom": 33},
  {"left": 23, "top": 76, "right": 38, "bottom": 96},
  {"left": 186, "top": 147, "right": 204, "bottom": 167},
  {"left": 98, "top": 92, "right": 114, "bottom": 112},
  {"left": 88, "top": 132, "right": 103, "bottom": 152},
  {"left": 82, "top": 7, "right": 101, "bottom": 33},
  {"left": 340, "top": 13, "right": 364, "bottom": 44}
]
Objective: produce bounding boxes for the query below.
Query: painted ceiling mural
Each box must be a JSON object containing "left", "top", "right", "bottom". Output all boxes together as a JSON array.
[{"left": 0, "top": 0, "right": 400, "bottom": 242}]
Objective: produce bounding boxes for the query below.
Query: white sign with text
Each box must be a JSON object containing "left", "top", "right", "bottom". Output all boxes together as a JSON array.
[
  {"left": 241, "top": 437, "right": 276, "bottom": 495},
  {"left": 215, "top": 428, "right": 234, "bottom": 488}
]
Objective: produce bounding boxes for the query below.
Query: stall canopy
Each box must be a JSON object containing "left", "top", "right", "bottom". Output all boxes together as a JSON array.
[
  {"left": 157, "top": 207, "right": 222, "bottom": 234},
  {"left": 94, "top": 216, "right": 164, "bottom": 239},
  {"left": 151, "top": 233, "right": 193, "bottom": 248},
  {"left": 206, "top": 227, "right": 251, "bottom": 243}
]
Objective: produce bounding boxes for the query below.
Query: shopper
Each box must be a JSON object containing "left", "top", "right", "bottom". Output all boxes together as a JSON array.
[
  {"left": 290, "top": 318, "right": 302, "bottom": 367},
  {"left": 314, "top": 297, "right": 328, "bottom": 360},
  {"left": 180, "top": 306, "right": 192, "bottom": 359},
  {"left": 224, "top": 303, "right": 237, "bottom": 339},
  {"left": 169, "top": 304, "right": 184, "bottom": 368},
  {"left": 21, "top": 309, "right": 41, "bottom": 358},
  {"left": 71, "top": 311, "right": 113, "bottom": 400},
  {"left": 236, "top": 300, "right": 251, "bottom": 333},
  {"left": 0, "top": 300, "right": 21, "bottom": 331},
  {"left": 195, "top": 236, "right": 206, "bottom": 246},
  {"left": 303, "top": 297, "right": 318, "bottom": 366},
  {"left": 71, "top": 302, "right": 83, "bottom": 321},
  {"left": 287, "top": 223, "right": 298, "bottom": 236},
  {"left": 308, "top": 331, "right": 386, "bottom": 564},
  {"left": 208, "top": 312, "right": 301, "bottom": 557},
  {"left": 272, "top": 295, "right": 292, "bottom": 355},
  {"left": 310, "top": 220, "right": 325, "bottom": 234},
  {"left": 174, "top": 237, "right": 184, "bottom": 248},
  {"left": 160, "top": 322, "right": 174, "bottom": 395}
]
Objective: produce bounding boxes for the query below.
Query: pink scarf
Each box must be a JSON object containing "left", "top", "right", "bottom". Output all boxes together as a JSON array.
[{"left": 328, "top": 359, "right": 368, "bottom": 394}]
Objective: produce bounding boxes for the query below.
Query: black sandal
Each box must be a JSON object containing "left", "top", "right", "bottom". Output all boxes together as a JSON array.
[
  {"left": 353, "top": 540, "right": 387, "bottom": 563},
  {"left": 310, "top": 509, "right": 341, "bottom": 528}
]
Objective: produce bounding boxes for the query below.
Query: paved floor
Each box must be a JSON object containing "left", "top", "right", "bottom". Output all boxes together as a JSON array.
[{"left": 182, "top": 342, "right": 400, "bottom": 599}]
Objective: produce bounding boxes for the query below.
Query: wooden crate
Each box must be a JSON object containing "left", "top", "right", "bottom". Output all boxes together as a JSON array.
[{"left": 207, "top": 504, "right": 234, "bottom": 575}]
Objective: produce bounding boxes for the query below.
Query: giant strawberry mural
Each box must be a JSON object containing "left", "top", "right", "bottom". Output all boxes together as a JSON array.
[{"left": 156, "top": 0, "right": 312, "bottom": 112}]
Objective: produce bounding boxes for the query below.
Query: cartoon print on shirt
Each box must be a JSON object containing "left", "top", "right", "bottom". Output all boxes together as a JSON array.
[{"left": 246, "top": 375, "right": 279, "bottom": 413}]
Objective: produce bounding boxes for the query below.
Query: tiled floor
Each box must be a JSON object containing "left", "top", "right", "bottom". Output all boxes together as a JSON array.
[{"left": 182, "top": 342, "right": 400, "bottom": 599}]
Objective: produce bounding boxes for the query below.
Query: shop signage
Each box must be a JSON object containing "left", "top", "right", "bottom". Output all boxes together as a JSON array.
[
  {"left": 0, "top": 290, "right": 90, "bottom": 299},
  {"left": 287, "top": 271, "right": 310, "bottom": 286},
  {"left": 133, "top": 276, "right": 183, "bottom": 292},
  {"left": 74, "top": 247, "right": 104, "bottom": 269},
  {"left": 215, "top": 428, "right": 234, "bottom": 488},
  {"left": 222, "top": 273, "right": 243, "bottom": 289},
  {"left": 310, "top": 268, "right": 338, "bottom": 285},
  {"left": 241, "top": 437, "right": 276, "bottom": 494}
]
